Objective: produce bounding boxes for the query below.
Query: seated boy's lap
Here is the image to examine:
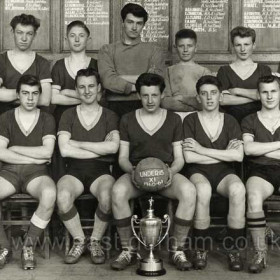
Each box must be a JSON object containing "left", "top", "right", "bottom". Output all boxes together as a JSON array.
[
  {"left": 247, "top": 162, "right": 280, "bottom": 194},
  {"left": 118, "top": 172, "right": 188, "bottom": 199},
  {"left": 185, "top": 162, "right": 236, "bottom": 192},
  {"left": 0, "top": 164, "right": 50, "bottom": 193},
  {"left": 66, "top": 159, "right": 111, "bottom": 194}
]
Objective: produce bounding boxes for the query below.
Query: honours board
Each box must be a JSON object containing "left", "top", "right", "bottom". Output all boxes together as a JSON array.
[
  {"left": 243, "top": 0, "right": 280, "bottom": 52},
  {"left": 123, "top": 0, "right": 170, "bottom": 49},
  {"left": 183, "top": 0, "right": 230, "bottom": 52},
  {"left": 3, "top": 0, "right": 51, "bottom": 51},
  {"left": 63, "top": 0, "right": 110, "bottom": 51}
]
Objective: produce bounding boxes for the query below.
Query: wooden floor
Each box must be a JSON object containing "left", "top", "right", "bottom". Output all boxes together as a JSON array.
[{"left": 1, "top": 245, "right": 280, "bottom": 280}]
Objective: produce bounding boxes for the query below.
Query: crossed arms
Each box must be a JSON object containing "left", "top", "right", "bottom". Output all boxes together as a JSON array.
[
  {"left": 0, "top": 136, "right": 55, "bottom": 165},
  {"left": 58, "top": 131, "right": 120, "bottom": 159},
  {"left": 183, "top": 138, "right": 244, "bottom": 164},
  {"left": 243, "top": 134, "right": 280, "bottom": 160}
]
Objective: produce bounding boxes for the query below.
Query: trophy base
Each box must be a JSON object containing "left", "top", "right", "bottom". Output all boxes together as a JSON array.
[{"left": 136, "top": 258, "right": 166, "bottom": 277}]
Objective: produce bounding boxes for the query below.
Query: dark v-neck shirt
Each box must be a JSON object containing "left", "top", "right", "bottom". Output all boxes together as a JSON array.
[
  {"left": 242, "top": 112, "right": 280, "bottom": 166},
  {"left": 217, "top": 64, "right": 271, "bottom": 123},
  {"left": 183, "top": 112, "right": 242, "bottom": 168}
]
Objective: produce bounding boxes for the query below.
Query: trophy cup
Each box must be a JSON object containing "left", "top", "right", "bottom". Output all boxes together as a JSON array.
[{"left": 131, "top": 197, "right": 170, "bottom": 276}]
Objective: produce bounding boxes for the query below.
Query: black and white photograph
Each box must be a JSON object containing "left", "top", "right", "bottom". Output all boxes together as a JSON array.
[{"left": 0, "top": 0, "right": 280, "bottom": 279}]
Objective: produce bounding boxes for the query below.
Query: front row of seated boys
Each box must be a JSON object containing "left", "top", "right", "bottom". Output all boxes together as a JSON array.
[{"left": 0, "top": 69, "right": 278, "bottom": 274}]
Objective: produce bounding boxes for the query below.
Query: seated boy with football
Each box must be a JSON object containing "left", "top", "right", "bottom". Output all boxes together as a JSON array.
[
  {"left": 183, "top": 75, "right": 246, "bottom": 271},
  {"left": 111, "top": 73, "right": 196, "bottom": 271}
]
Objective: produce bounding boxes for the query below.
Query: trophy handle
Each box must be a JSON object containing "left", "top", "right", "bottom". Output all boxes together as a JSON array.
[
  {"left": 131, "top": 215, "right": 146, "bottom": 247},
  {"left": 154, "top": 214, "right": 170, "bottom": 247}
]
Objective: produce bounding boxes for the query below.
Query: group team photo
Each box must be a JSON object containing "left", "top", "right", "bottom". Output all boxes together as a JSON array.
[{"left": 0, "top": 0, "right": 280, "bottom": 278}]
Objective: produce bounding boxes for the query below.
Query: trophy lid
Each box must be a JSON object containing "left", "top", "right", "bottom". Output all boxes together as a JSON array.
[
  {"left": 149, "top": 197, "right": 154, "bottom": 210},
  {"left": 147, "top": 197, "right": 154, "bottom": 217}
]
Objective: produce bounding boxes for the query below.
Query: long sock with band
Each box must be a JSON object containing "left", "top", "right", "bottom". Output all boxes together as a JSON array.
[
  {"left": 193, "top": 216, "right": 211, "bottom": 251},
  {"left": 193, "top": 228, "right": 211, "bottom": 251},
  {"left": 247, "top": 211, "right": 266, "bottom": 251},
  {"left": 59, "top": 205, "right": 85, "bottom": 242},
  {"left": 91, "top": 206, "right": 112, "bottom": 241},
  {"left": 225, "top": 227, "right": 245, "bottom": 251},
  {"left": 115, "top": 216, "right": 136, "bottom": 251},
  {"left": 0, "top": 222, "right": 10, "bottom": 250},
  {"left": 24, "top": 213, "right": 50, "bottom": 247},
  {"left": 171, "top": 216, "right": 192, "bottom": 252}
]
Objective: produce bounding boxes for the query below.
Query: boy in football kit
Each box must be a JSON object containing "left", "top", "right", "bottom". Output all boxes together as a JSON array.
[
  {"left": 241, "top": 75, "right": 280, "bottom": 273},
  {"left": 183, "top": 76, "right": 246, "bottom": 271},
  {"left": 0, "top": 14, "right": 52, "bottom": 115},
  {"left": 51, "top": 20, "right": 98, "bottom": 181},
  {"left": 51, "top": 20, "right": 98, "bottom": 125},
  {"left": 217, "top": 26, "right": 271, "bottom": 123},
  {"left": 56, "top": 68, "right": 119, "bottom": 265},
  {"left": 0, "top": 75, "right": 56, "bottom": 270},
  {"left": 111, "top": 73, "right": 196, "bottom": 271},
  {"left": 161, "top": 29, "right": 211, "bottom": 120}
]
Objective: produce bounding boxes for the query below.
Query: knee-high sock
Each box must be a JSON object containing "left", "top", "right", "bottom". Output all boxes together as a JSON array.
[
  {"left": 193, "top": 216, "right": 211, "bottom": 250},
  {"left": 193, "top": 228, "right": 211, "bottom": 251},
  {"left": 91, "top": 206, "right": 111, "bottom": 241},
  {"left": 0, "top": 222, "right": 10, "bottom": 250},
  {"left": 115, "top": 216, "right": 136, "bottom": 251},
  {"left": 247, "top": 211, "right": 266, "bottom": 252},
  {"left": 59, "top": 206, "right": 85, "bottom": 242},
  {"left": 171, "top": 216, "right": 192, "bottom": 252},
  {"left": 225, "top": 227, "right": 245, "bottom": 251},
  {"left": 24, "top": 213, "right": 50, "bottom": 247}
]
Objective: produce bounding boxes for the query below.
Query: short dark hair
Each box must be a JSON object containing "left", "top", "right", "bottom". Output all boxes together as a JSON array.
[
  {"left": 175, "top": 29, "right": 197, "bottom": 45},
  {"left": 16, "top": 74, "right": 42, "bottom": 94},
  {"left": 230, "top": 26, "right": 256, "bottom": 44},
  {"left": 196, "top": 75, "right": 222, "bottom": 94},
  {"left": 257, "top": 75, "right": 280, "bottom": 91},
  {"left": 66, "top": 20, "right": 90, "bottom": 36},
  {"left": 10, "top": 14, "right": 40, "bottom": 32},
  {"left": 136, "top": 73, "right": 165, "bottom": 94},
  {"left": 121, "top": 3, "right": 148, "bottom": 23},
  {"left": 75, "top": 68, "right": 100, "bottom": 87}
]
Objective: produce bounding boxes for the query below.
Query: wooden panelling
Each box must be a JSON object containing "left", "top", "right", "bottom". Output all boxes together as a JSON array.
[{"left": 0, "top": 0, "right": 278, "bottom": 70}]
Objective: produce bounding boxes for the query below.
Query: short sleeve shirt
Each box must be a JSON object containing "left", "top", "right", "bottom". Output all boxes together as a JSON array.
[
  {"left": 241, "top": 112, "right": 280, "bottom": 166},
  {"left": 51, "top": 57, "right": 98, "bottom": 124},
  {"left": 217, "top": 64, "right": 272, "bottom": 123},
  {"left": 58, "top": 105, "right": 119, "bottom": 162},
  {"left": 183, "top": 112, "right": 241, "bottom": 168},
  {"left": 120, "top": 109, "right": 183, "bottom": 166},
  {"left": 0, "top": 108, "right": 56, "bottom": 147},
  {"left": 0, "top": 52, "right": 51, "bottom": 114}
]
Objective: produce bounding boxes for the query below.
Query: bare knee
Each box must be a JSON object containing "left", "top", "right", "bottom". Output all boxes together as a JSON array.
[
  {"left": 98, "top": 188, "right": 112, "bottom": 213},
  {"left": 247, "top": 191, "right": 263, "bottom": 212},
  {"left": 39, "top": 187, "right": 56, "bottom": 211},
  {"left": 229, "top": 182, "right": 246, "bottom": 205},
  {"left": 178, "top": 183, "right": 196, "bottom": 209},
  {"left": 196, "top": 183, "right": 212, "bottom": 207},
  {"left": 112, "top": 185, "right": 129, "bottom": 208},
  {"left": 57, "top": 189, "right": 74, "bottom": 213}
]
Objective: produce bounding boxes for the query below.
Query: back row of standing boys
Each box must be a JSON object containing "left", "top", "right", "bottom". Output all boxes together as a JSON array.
[{"left": 0, "top": 2, "right": 277, "bottom": 275}]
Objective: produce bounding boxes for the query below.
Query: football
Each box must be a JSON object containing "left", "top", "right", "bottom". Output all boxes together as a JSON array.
[{"left": 133, "top": 157, "right": 170, "bottom": 192}]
